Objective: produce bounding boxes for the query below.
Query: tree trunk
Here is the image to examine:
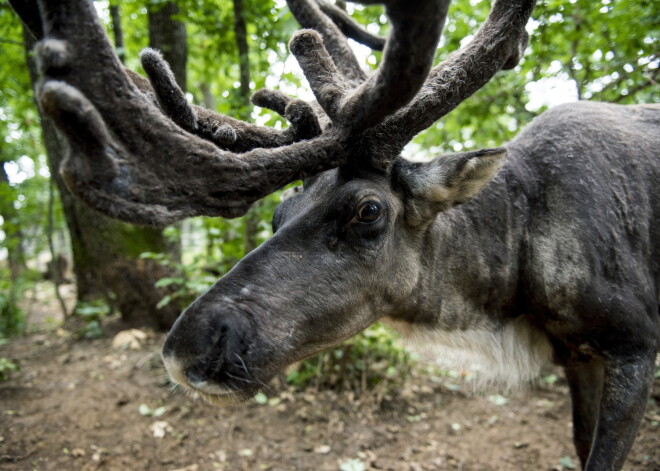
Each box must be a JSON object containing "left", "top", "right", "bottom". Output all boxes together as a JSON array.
[
  {"left": 23, "top": 28, "right": 181, "bottom": 330},
  {"left": 231, "top": 0, "right": 260, "bottom": 254},
  {"left": 199, "top": 82, "right": 216, "bottom": 110},
  {"left": 148, "top": 1, "right": 187, "bottom": 92},
  {"left": 233, "top": 0, "right": 251, "bottom": 120},
  {"left": 109, "top": 3, "right": 126, "bottom": 64}
]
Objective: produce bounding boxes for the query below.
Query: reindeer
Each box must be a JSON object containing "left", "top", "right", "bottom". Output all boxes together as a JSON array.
[{"left": 13, "top": 0, "right": 659, "bottom": 469}]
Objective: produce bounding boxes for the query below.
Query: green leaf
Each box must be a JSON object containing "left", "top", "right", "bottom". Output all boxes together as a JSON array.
[
  {"left": 254, "top": 392, "right": 268, "bottom": 405},
  {"left": 156, "top": 295, "right": 173, "bottom": 310},
  {"left": 339, "top": 458, "right": 365, "bottom": 471},
  {"left": 558, "top": 456, "right": 577, "bottom": 469},
  {"left": 154, "top": 277, "right": 182, "bottom": 288}
]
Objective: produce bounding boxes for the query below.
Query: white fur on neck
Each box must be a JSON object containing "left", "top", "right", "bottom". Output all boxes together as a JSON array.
[{"left": 383, "top": 317, "right": 554, "bottom": 390}]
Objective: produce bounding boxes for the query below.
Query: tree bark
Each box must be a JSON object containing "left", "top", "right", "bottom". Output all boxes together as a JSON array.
[
  {"left": 109, "top": 3, "right": 126, "bottom": 64},
  {"left": 199, "top": 82, "right": 216, "bottom": 110},
  {"left": 231, "top": 0, "right": 260, "bottom": 254},
  {"left": 23, "top": 28, "right": 181, "bottom": 330},
  {"left": 233, "top": 0, "right": 251, "bottom": 120},
  {"left": 148, "top": 1, "right": 187, "bottom": 92}
]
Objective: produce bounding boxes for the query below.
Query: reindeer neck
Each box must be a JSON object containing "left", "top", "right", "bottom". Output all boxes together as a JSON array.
[{"left": 400, "top": 159, "right": 530, "bottom": 331}]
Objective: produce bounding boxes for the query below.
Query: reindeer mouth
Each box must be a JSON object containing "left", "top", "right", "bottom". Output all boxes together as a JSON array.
[
  {"left": 162, "top": 353, "right": 265, "bottom": 405},
  {"left": 162, "top": 355, "right": 245, "bottom": 404}
]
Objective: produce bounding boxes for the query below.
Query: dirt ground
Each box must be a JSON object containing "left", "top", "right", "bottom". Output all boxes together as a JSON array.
[{"left": 0, "top": 310, "right": 658, "bottom": 470}]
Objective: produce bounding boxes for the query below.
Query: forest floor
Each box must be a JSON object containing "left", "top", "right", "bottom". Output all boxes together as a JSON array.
[{"left": 0, "top": 285, "right": 659, "bottom": 471}]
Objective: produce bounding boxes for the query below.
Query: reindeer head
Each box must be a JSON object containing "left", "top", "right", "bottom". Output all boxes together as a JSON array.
[{"left": 22, "top": 0, "right": 534, "bottom": 402}]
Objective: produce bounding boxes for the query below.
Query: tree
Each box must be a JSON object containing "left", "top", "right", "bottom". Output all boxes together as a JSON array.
[
  {"left": 109, "top": 2, "right": 126, "bottom": 64},
  {"left": 149, "top": 1, "right": 188, "bottom": 91},
  {"left": 231, "top": 0, "right": 260, "bottom": 253},
  {"left": 12, "top": 4, "right": 183, "bottom": 330}
]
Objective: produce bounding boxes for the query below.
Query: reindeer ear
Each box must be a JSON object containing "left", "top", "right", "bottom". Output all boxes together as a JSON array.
[{"left": 393, "top": 147, "right": 507, "bottom": 222}]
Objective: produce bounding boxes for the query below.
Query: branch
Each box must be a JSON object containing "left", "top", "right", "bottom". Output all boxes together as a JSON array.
[{"left": 318, "top": 1, "right": 386, "bottom": 51}]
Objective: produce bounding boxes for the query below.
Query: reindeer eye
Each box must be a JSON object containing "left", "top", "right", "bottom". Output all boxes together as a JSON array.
[{"left": 357, "top": 201, "right": 382, "bottom": 223}]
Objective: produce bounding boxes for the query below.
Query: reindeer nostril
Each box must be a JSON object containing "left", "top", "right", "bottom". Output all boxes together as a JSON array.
[
  {"left": 163, "top": 309, "right": 254, "bottom": 390},
  {"left": 185, "top": 367, "right": 207, "bottom": 385}
]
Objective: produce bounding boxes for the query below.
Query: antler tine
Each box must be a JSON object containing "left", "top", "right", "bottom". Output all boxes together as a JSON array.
[
  {"left": 10, "top": 0, "right": 323, "bottom": 154},
  {"left": 289, "top": 0, "right": 451, "bottom": 134},
  {"left": 31, "top": 0, "right": 345, "bottom": 226},
  {"left": 287, "top": 0, "right": 367, "bottom": 84},
  {"left": 380, "top": 0, "right": 536, "bottom": 151},
  {"left": 317, "top": 2, "right": 386, "bottom": 51},
  {"left": 140, "top": 48, "right": 322, "bottom": 150}
]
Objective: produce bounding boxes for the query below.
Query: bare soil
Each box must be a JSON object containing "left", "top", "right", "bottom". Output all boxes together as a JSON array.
[{"left": 0, "top": 328, "right": 658, "bottom": 471}]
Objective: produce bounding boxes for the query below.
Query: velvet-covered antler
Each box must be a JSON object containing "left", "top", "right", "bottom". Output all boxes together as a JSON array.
[
  {"left": 288, "top": 0, "right": 451, "bottom": 133},
  {"left": 139, "top": 48, "right": 322, "bottom": 151},
  {"left": 284, "top": 0, "right": 534, "bottom": 164},
  {"left": 11, "top": 0, "right": 324, "bottom": 153},
  {"left": 11, "top": 0, "right": 535, "bottom": 226},
  {"left": 17, "top": 0, "right": 346, "bottom": 226},
  {"left": 377, "top": 0, "right": 535, "bottom": 152}
]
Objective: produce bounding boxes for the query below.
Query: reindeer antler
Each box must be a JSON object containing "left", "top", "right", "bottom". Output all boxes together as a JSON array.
[
  {"left": 21, "top": 0, "right": 349, "bottom": 226},
  {"left": 139, "top": 48, "right": 322, "bottom": 151},
  {"left": 283, "top": 0, "right": 534, "bottom": 166},
  {"left": 378, "top": 0, "right": 535, "bottom": 153},
  {"left": 288, "top": 0, "right": 450, "bottom": 133},
  {"left": 12, "top": 0, "right": 535, "bottom": 225}
]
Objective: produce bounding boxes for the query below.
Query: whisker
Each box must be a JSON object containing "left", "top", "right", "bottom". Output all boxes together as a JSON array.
[
  {"left": 233, "top": 353, "right": 271, "bottom": 391},
  {"left": 225, "top": 370, "right": 256, "bottom": 385}
]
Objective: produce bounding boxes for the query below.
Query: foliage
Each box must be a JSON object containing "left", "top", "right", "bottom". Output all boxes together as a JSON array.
[
  {"left": 0, "top": 272, "right": 25, "bottom": 337},
  {"left": 142, "top": 181, "right": 289, "bottom": 308},
  {"left": 412, "top": 0, "right": 658, "bottom": 156},
  {"left": 530, "top": 0, "right": 658, "bottom": 103},
  {"left": 1, "top": 1, "right": 68, "bottom": 338},
  {"left": 141, "top": 249, "right": 218, "bottom": 309},
  {"left": 73, "top": 301, "right": 112, "bottom": 339},
  {"left": 0, "top": 355, "right": 19, "bottom": 381},
  {"left": 286, "top": 323, "right": 413, "bottom": 396}
]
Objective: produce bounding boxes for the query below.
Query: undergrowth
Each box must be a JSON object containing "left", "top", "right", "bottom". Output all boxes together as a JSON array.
[{"left": 285, "top": 322, "right": 413, "bottom": 397}]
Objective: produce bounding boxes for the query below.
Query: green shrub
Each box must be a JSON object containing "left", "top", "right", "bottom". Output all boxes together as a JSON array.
[
  {"left": 286, "top": 322, "right": 412, "bottom": 396},
  {"left": 73, "top": 301, "right": 111, "bottom": 339},
  {"left": 0, "top": 274, "right": 26, "bottom": 338},
  {"left": 0, "top": 356, "right": 19, "bottom": 381}
]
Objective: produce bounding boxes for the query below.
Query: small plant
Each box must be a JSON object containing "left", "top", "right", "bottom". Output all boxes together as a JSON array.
[
  {"left": 0, "top": 357, "right": 19, "bottom": 382},
  {"left": 140, "top": 251, "right": 218, "bottom": 309},
  {"left": 143, "top": 189, "right": 287, "bottom": 311},
  {"left": 74, "top": 301, "right": 111, "bottom": 339},
  {"left": 138, "top": 403, "right": 167, "bottom": 417},
  {"left": 286, "top": 322, "right": 413, "bottom": 397},
  {"left": 0, "top": 273, "right": 26, "bottom": 338}
]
